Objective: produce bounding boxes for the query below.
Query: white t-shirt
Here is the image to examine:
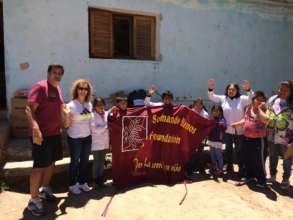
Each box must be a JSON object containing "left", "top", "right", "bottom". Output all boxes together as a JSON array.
[
  {"left": 268, "top": 95, "right": 288, "bottom": 115},
  {"left": 67, "top": 100, "right": 93, "bottom": 138},
  {"left": 91, "top": 111, "right": 109, "bottom": 151},
  {"left": 144, "top": 96, "right": 163, "bottom": 107},
  {"left": 208, "top": 90, "right": 253, "bottom": 135},
  {"left": 207, "top": 140, "right": 223, "bottom": 149},
  {"left": 198, "top": 109, "right": 209, "bottom": 119}
]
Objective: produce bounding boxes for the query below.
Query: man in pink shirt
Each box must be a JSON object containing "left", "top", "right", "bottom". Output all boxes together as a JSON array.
[{"left": 26, "top": 64, "right": 69, "bottom": 217}]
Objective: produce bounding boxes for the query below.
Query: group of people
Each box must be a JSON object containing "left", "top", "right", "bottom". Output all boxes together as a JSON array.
[
  {"left": 209, "top": 79, "right": 293, "bottom": 188},
  {"left": 25, "top": 64, "right": 293, "bottom": 217},
  {"left": 188, "top": 80, "right": 293, "bottom": 190}
]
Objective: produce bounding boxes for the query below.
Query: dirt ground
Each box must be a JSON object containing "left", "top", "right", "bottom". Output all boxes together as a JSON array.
[{"left": 0, "top": 164, "right": 292, "bottom": 220}]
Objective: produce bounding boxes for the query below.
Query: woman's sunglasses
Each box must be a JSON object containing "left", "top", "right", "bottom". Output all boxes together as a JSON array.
[{"left": 78, "top": 87, "right": 89, "bottom": 91}]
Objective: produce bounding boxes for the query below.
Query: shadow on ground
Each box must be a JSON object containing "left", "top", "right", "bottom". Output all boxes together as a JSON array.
[{"left": 2, "top": 166, "right": 292, "bottom": 219}]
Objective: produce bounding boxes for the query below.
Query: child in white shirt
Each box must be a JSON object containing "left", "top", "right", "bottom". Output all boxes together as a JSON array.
[{"left": 91, "top": 97, "right": 109, "bottom": 187}]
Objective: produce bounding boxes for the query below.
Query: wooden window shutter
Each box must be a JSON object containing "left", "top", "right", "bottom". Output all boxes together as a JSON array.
[
  {"left": 89, "top": 8, "right": 113, "bottom": 58},
  {"left": 133, "top": 16, "right": 156, "bottom": 60}
]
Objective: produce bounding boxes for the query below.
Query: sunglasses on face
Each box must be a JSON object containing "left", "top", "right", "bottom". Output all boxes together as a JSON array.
[{"left": 78, "top": 87, "right": 89, "bottom": 91}]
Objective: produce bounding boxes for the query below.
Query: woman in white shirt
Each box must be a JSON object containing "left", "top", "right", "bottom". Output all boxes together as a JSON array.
[
  {"left": 91, "top": 97, "right": 109, "bottom": 187},
  {"left": 207, "top": 79, "right": 253, "bottom": 177},
  {"left": 64, "top": 79, "right": 93, "bottom": 194}
]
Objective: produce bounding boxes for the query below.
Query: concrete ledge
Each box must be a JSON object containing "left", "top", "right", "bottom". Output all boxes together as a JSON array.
[
  {"left": 5, "top": 138, "right": 31, "bottom": 161},
  {"left": 3, "top": 154, "right": 112, "bottom": 178},
  {"left": 5, "top": 137, "right": 70, "bottom": 162},
  {"left": 3, "top": 156, "right": 75, "bottom": 177}
]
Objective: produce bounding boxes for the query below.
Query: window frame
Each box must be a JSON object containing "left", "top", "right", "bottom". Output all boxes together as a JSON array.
[{"left": 88, "top": 7, "right": 160, "bottom": 61}]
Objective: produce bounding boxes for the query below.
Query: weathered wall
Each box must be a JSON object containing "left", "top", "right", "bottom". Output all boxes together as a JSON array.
[{"left": 3, "top": 0, "right": 293, "bottom": 108}]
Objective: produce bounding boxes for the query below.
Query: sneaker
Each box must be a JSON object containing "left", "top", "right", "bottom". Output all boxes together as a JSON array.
[
  {"left": 237, "top": 177, "right": 255, "bottom": 184},
  {"left": 226, "top": 164, "right": 234, "bottom": 173},
  {"left": 96, "top": 178, "right": 106, "bottom": 188},
  {"left": 27, "top": 198, "right": 45, "bottom": 217},
  {"left": 39, "top": 187, "right": 57, "bottom": 202},
  {"left": 209, "top": 166, "right": 216, "bottom": 175},
  {"left": 280, "top": 179, "right": 290, "bottom": 189},
  {"left": 267, "top": 176, "right": 277, "bottom": 183},
  {"left": 69, "top": 183, "right": 82, "bottom": 195},
  {"left": 79, "top": 182, "right": 91, "bottom": 192},
  {"left": 215, "top": 168, "right": 224, "bottom": 176},
  {"left": 256, "top": 181, "right": 267, "bottom": 188},
  {"left": 199, "top": 169, "right": 207, "bottom": 175},
  {"left": 238, "top": 177, "right": 247, "bottom": 183},
  {"left": 246, "top": 177, "right": 256, "bottom": 183}
]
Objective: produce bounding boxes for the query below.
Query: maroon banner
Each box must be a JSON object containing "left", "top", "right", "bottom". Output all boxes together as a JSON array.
[{"left": 109, "top": 105, "right": 215, "bottom": 189}]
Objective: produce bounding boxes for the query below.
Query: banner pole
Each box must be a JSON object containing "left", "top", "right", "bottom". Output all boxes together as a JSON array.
[
  {"left": 101, "top": 190, "right": 116, "bottom": 217},
  {"left": 179, "top": 180, "right": 190, "bottom": 205}
]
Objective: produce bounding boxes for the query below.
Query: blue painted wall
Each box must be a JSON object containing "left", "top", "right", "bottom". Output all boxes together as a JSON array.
[{"left": 3, "top": 0, "right": 293, "bottom": 109}]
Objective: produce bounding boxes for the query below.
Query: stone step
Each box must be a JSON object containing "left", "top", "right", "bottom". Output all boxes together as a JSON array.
[
  {"left": 5, "top": 138, "right": 31, "bottom": 161},
  {"left": 3, "top": 154, "right": 112, "bottom": 178},
  {"left": 5, "top": 137, "right": 70, "bottom": 162},
  {"left": 3, "top": 157, "right": 73, "bottom": 177}
]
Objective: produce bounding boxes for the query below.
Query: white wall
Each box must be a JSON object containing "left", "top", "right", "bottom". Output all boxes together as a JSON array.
[{"left": 3, "top": 0, "right": 293, "bottom": 109}]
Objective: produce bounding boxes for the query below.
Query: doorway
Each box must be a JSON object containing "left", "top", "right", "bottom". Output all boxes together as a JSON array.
[{"left": 0, "top": 2, "right": 6, "bottom": 110}]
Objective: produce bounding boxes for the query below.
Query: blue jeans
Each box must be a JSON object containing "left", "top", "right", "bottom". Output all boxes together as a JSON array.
[
  {"left": 269, "top": 142, "right": 292, "bottom": 180},
  {"left": 224, "top": 133, "right": 244, "bottom": 172},
  {"left": 210, "top": 147, "right": 223, "bottom": 170},
  {"left": 68, "top": 135, "right": 92, "bottom": 186}
]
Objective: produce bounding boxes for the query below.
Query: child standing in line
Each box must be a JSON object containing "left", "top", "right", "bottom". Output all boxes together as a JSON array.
[
  {"left": 91, "top": 97, "right": 110, "bottom": 188},
  {"left": 232, "top": 91, "right": 268, "bottom": 187},
  {"left": 192, "top": 98, "right": 209, "bottom": 119},
  {"left": 186, "top": 98, "right": 209, "bottom": 176},
  {"left": 207, "top": 105, "right": 227, "bottom": 176}
]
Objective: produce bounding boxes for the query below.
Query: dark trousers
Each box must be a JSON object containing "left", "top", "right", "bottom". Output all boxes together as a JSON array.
[
  {"left": 92, "top": 149, "right": 107, "bottom": 180},
  {"left": 243, "top": 137, "right": 268, "bottom": 183},
  {"left": 186, "top": 143, "right": 205, "bottom": 175},
  {"left": 269, "top": 142, "right": 292, "bottom": 180},
  {"left": 68, "top": 135, "right": 92, "bottom": 186},
  {"left": 224, "top": 133, "right": 244, "bottom": 173}
]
